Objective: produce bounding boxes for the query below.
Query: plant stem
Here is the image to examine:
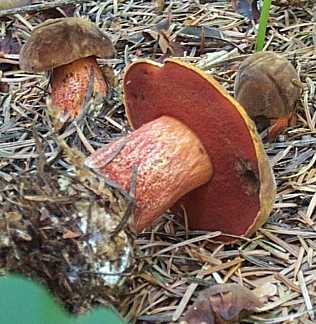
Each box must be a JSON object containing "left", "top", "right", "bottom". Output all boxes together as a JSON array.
[{"left": 255, "top": 0, "right": 272, "bottom": 52}]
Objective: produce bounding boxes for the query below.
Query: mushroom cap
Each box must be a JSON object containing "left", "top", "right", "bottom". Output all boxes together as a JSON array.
[
  {"left": 123, "top": 58, "right": 276, "bottom": 242},
  {"left": 234, "top": 51, "right": 301, "bottom": 120},
  {"left": 20, "top": 17, "right": 115, "bottom": 73}
]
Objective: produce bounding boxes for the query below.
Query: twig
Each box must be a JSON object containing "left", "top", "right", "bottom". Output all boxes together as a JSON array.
[
  {"left": 0, "top": 0, "right": 90, "bottom": 17},
  {"left": 110, "top": 164, "right": 137, "bottom": 238}
]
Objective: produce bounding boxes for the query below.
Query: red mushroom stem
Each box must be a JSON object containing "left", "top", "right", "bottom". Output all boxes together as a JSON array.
[
  {"left": 86, "top": 116, "right": 213, "bottom": 231},
  {"left": 267, "top": 113, "right": 296, "bottom": 140},
  {"left": 51, "top": 56, "right": 107, "bottom": 120}
]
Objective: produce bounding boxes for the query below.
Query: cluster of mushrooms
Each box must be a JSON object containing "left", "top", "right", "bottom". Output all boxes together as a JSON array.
[{"left": 19, "top": 17, "right": 301, "bottom": 245}]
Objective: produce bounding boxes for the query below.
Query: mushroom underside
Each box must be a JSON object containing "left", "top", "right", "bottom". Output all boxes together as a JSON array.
[{"left": 123, "top": 59, "right": 275, "bottom": 241}]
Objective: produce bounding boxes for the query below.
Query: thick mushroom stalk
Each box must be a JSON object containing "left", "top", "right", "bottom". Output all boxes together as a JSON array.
[
  {"left": 51, "top": 56, "right": 107, "bottom": 120},
  {"left": 86, "top": 116, "right": 213, "bottom": 231}
]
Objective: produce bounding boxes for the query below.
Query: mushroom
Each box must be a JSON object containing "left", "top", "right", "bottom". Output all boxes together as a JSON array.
[
  {"left": 85, "top": 58, "right": 276, "bottom": 243},
  {"left": 234, "top": 51, "right": 301, "bottom": 140},
  {"left": 19, "top": 17, "right": 115, "bottom": 121}
]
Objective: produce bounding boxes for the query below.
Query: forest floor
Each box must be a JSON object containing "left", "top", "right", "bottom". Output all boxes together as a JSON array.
[{"left": 1, "top": 1, "right": 316, "bottom": 323}]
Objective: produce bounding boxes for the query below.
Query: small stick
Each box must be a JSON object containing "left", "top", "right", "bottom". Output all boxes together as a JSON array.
[
  {"left": 86, "top": 138, "right": 129, "bottom": 169},
  {"left": 0, "top": 0, "right": 90, "bottom": 17},
  {"left": 110, "top": 164, "right": 137, "bottom": 238}
]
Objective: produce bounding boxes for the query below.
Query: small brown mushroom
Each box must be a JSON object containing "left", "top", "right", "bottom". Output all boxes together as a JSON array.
[
  {"left": 85, "top": 59, "right": 276, "bottom": 243},
  {"left": 234, "top": 51, "right": 301, "bottom": 140},
  {"left": 19, "top": 17, "right": 115, "bottom": 121}
]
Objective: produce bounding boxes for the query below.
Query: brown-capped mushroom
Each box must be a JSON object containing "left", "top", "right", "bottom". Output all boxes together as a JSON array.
[
  {"left": 234, "top": 51, "right": 301, "bottom": 140},
  {"left": 85, "top": 58, "right": 276, "bottom": 243},
  {"left": 19, "top": 17, "right": 115, "bottom": 121}
]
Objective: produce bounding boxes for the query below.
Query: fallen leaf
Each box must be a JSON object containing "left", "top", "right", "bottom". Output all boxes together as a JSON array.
[
  {"left": 159, "top": 25, "right": 184, "bottom": 55},
  {"left": 182, "top": 283, "right": 262, "bottom": 324},
  {"left": 37, "top": 5, "right": 76, "bottom": 19},
  {"left": 176, "top": 26, "right": 227, "bottom": 55},
  {"left": 63, "top": 229, "right": 81, "bottom": 239},
  {"left": 177, "top": 26, "right": 224, "bottom": 42},
  {"left": 143, "top": 15, "right": 184, "bottom": 59},
  {"left": 13, "top": 229, "right": 32, "bottom": 241},
  {"left": 0, "top": 0, "right": 31, "bottom": 10},
  {"left": 101, "top": 65, "right": 118, "bottom": 88},
  {"left": 155, "top": 0, "right": 165, "bottom": 14},
  {"left": 5, "top": 212, "right": 22, "bottom": 223},
  {"left": 253, "top": 282, "right": 277, "bottom": 302},
  {"left": 0, "top": 33, "right": 21, "bottom": 93},
  {"left": 0, "top": 82, "right": 9, "bottom": 93},
  {"left": 0, "top": 275, "right": 126, "bottom": 324},
  {"left": 231, "top": 0, "right": 260, "bottom": 21},
  {"left": 0, "top": 33, "right": 21, "bottom": 55}
]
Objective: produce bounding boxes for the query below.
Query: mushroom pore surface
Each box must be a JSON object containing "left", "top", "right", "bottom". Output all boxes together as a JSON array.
[
  {"left": 86, "top": 116, "right": 213, "bottom": 231},
  {"left": 123, "top": 59, "right": 275, "bottom": 241}
]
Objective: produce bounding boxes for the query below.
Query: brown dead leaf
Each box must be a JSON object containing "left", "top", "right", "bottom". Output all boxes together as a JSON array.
[
  {"left": 154, "top": 0, "right": 165, "bottom": 14},
  {"left": 0, "top": 0, "right": 31, "bottom": 10},
  {"left": 5, "top": 212, "right": 22, "bottom": 223},
  {"left": 0, "top": 33, "right": 21, "bottom": 55},
  {"left": 231, "top": 0, "right": 260, "bottom": 21},
  {"left": 177, "top": 26, "right": 224, "bottom": 42},
  {"left": 253, "top": 282, "right": 277, "bottom": 302},
  {"left": 37, "top": 5, "right": 76, "bottom": 20},
  {"left": 101, "top": 65, "right": 118, "bottom": 88},
  {"left": 0, "top": 32, "right": 21, "bottom": 93},
  {"left": 181, "top": 284, "right": 262, "bottom": 324},
  {"left": 13, "top": 229, "right": 32, "bottom": 242},
  {"left": 63, "top": 229, "right": 81, "bottom": 239},
  {"left": 0, "top": 82, "right": 10, "bottom": 93},
  {"left": 158, "top": 30, "right": 184, "bottom": 57},
  {"left": 143, "top": 29, "right": 184, "bottom": 60},
  {"left": 142, "top": 13, "right": 184, "bottom": 59},
  {"left": 158, "top": 30, "right": 171, "bottom": 54}
]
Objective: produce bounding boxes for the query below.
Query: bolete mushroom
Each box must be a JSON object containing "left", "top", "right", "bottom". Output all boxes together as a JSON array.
[
  {"left": 234, "top": 51, "right": 301, "bottom": 140},
  {"left": 19, "top": 17, "right": 115, "bottom": 121},
  {"left": 86, "top": 58, "right": 276, "bottom": 243}
]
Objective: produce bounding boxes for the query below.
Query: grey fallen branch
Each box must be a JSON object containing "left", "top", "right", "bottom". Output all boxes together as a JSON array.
[{"left": 0, "top": 0, "right": 90, "bottom": 17}]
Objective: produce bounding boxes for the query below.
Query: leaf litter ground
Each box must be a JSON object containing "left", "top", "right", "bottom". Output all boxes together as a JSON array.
[{"left": 0, "top": 1, "right": 316, "bottom": 323}]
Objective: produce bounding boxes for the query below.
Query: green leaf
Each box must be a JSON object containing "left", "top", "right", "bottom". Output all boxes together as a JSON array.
[
  {"left": 255, "top": 0, "right": 272, "bottom": 52},
  {"left": 0, "top": 275, "right": 125, "bottom": 324}
]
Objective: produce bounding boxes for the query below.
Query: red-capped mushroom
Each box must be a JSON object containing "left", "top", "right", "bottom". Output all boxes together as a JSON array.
[
  {"left": 19, "top": 17, "right": 115, "bottom": 122},
  {"left": 86, "top": 59, "right": 276, "bottom": 243}
]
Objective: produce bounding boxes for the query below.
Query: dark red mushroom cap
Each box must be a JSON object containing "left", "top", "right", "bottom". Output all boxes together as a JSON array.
[{"left": 123, "top": 58, "right": 276, "bottom": 242}]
